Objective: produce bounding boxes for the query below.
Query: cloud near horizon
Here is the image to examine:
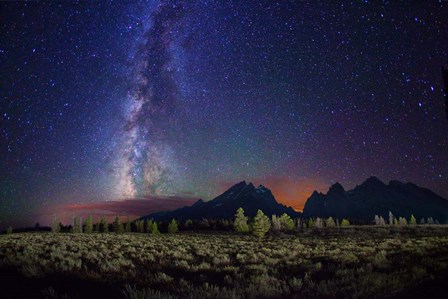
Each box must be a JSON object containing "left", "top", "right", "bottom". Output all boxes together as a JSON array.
[{"left": 34, "top": 196, "right": 198, "bottom": 226}]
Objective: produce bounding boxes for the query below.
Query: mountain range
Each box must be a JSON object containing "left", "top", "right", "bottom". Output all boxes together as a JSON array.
[
  {"left": 143, "top": 181, "right": 299, "bottom": 222},
  {"left": 143, "top": 177, "right": 448, "bottom": 223},
  {"left": 303, "top": 176, "right": 448, "bottom": 222}
]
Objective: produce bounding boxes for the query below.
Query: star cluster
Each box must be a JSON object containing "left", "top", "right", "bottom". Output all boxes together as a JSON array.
[{"left": 1, "top": 1, "right": 447, "bottom": 226}]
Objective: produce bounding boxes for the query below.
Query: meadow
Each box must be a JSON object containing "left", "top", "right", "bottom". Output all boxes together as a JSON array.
[{"left": 1, "top": 226, "right": 448, "bottom": 298}]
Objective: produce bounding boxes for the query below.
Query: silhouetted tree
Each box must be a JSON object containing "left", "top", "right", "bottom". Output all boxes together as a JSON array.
[
  {"left": 252, "top": 210, "right": 270, "bottom": 238},
  {"left": 167, "top": 219, "right": 179, "bottom": 234},
  {"left": 234, "top": 207, "right": 249, "bottom": 233}
]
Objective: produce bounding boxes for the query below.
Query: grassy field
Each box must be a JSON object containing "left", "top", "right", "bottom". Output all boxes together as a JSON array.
[{"left": 1, "top": 226, "right": 448, "bottom": 298}]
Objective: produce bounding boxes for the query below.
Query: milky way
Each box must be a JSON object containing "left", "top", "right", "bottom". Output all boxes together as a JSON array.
[
  {"left": 115, "top": 1, "right": 187, "bottom": 198},
  {"left": 1, "top": 1, "right": 448, "bottom": 227}
]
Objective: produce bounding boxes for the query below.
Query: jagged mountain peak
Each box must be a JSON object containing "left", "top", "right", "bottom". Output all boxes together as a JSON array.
[
  {"left": 143, "top": 181, "right": 299, "bottom": 222},
  {"left": 328, "top": 182, "right": 345, "bottom": 195}
]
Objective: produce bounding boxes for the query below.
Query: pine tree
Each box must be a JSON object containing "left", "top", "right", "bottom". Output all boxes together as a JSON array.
[
  {"left": 325, "top": 217, "right": 336, "bottom": 227},
  {"left": 409, "top": 215, "right": 417, "bottom": 225},
  {"left": 420, "top": 218, "right": 426, "bottom": 225},
  {"left": 72, "top": 216, "right": 80, "bottom": 233},
  {"left": 125, "top": 218, "right": 131, "bottom": 233},
  {"left": 379, "top": 216, "right": 386, "bottom": 226},
  {"left": 184, "top": 219, "right": 193, "bottom": 230},
  {"left": 308, "top": 218, "right": 315, "bottom": 228},
  {"left": 279, "top": 213, "right": 295, "bottom": 230},
  {"left": 341, "top": 219, "right": 350, "bottom": 226},
  {"left": 167, "top": 219, "right": 179, "bottom": 234},
  {"left": 374, "top": 215, "right": 380, "bottom": 225},
  {"left": 99, "top": 217, "right": 108, "bottom": 233},
  {"left": 233, "top": 207, "right": 249, "bottom": 233},
  {"left": 52, "top": 216, "right": 61, "bottom": 233},
  {"left": 84, "top": 215, "right": 94, "bottom": 234},
  {"left": 427, "top": 217, "right": 434, "bottom": 225},
  {"left": 113, "top": 216, "right": 123, "bottom": 234},
  {"left": 149, "top": 221, "right": 160, "bottom": 235},
  {"left": 6, "top": 226, "right": 13, "bottom": 235},
  {"left": 252, "top": 210, "right": 270, "bottom": 238},
  {"left": 135, "top": 220, "right": 145, "bottom": 233},
  {"left": 271, "top": 215, "right": 281, "bottom": 231},
  {"left": 315, "top": 217, "right": 323, "bottom": 228},
  {"left": 399, "top": 217, "right": 408, "bottom": 225},
  {"left": 388, "top": 211, "right": 394, "bottom": 225}
]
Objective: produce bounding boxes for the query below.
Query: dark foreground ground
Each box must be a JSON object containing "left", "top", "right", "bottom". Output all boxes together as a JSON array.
[{"left": 1, "top": 226, "right": 448, "bottom": 298}]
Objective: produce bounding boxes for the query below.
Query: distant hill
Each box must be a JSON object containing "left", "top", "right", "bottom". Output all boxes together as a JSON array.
[
  {"left": 143, "top": 181, "right": 299, "bottom": 222},
  {"left": 303, "top": 176, "right": 448, "bottom": 223}
]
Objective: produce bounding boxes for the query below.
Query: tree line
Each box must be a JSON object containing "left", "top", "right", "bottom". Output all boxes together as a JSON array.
[{"left": 2, "top": 209, "right": 441, "bottom": 236}]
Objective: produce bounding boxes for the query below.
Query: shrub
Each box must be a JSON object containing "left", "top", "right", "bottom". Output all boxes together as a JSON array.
[
  {"left": 252, "top": 210, "right": 270, "bottom": 238},
  {"left": 168, "top": 219, "right": 179, "bottom": 234},
  {"left": 234, "top": 207, "right": 249, "bottom": 233}
]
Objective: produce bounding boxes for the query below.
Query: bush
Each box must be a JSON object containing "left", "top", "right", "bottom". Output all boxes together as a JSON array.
[
  {"left": 252, "top": 210, "right": 271, "bottom": 238},
  {"left": 167, "top": 219, "right": 179, "bottom": 234}
]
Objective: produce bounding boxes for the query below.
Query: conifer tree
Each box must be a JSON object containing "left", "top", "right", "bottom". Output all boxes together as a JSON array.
[
  {"left": 388, "top": 211, "right": 394, "bottom": 225},
  {"left": 125, "top": 218, "right": 131, "bottom": 233},
  {"left": 279, "top": 213, "right": 295, "bottom": 230},
  {"left": 325, "top": 217, "right": 336, "bottom": 227},
  {"left": 271, "top": 215, "right": 281, "bottom": 231},
  {"left": 84, "top": 214, "right": 94, "bottom": 234},
  {"left": 6, "top": 226, "right": 13, "bottom": 235},
  {"left": 52, "top": 216, "right": 61, "bottom": 233},
  {"left": 167, "top": 219, "right": 179, "bottom": 234},
  {"left": 409, "top": 215, "right": 417, "bottom": 225},
  {"left": 341, "top": 219, "right": 350, "bottom": 226},
  {"left": 99, "top": 217, "right": 108, "bottom": 233},
  {"left": 135, "top": 219, "right": 145, "bottom": 233},
  {"left": 72, "top": 216, "right": 80, "bottom": 233},
  {"left": 233, "top": 207, "right": 249, "bottom": 233},
  {"left": 113, "top": 216, "right": 123, "bottom": 233},
  {"left": 252, "top": 210, "right": 270, "bottom": 238},
  {"left": 149, "top": 221, "right": 160, "bottom": 235},
  {"left": 399, "top": 217, "right": 408, "bottom": 225}
]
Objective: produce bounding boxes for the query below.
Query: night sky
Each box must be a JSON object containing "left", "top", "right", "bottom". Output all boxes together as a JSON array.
[{"left": 1, "top": 1, "right": 448, "bottom": 227}]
